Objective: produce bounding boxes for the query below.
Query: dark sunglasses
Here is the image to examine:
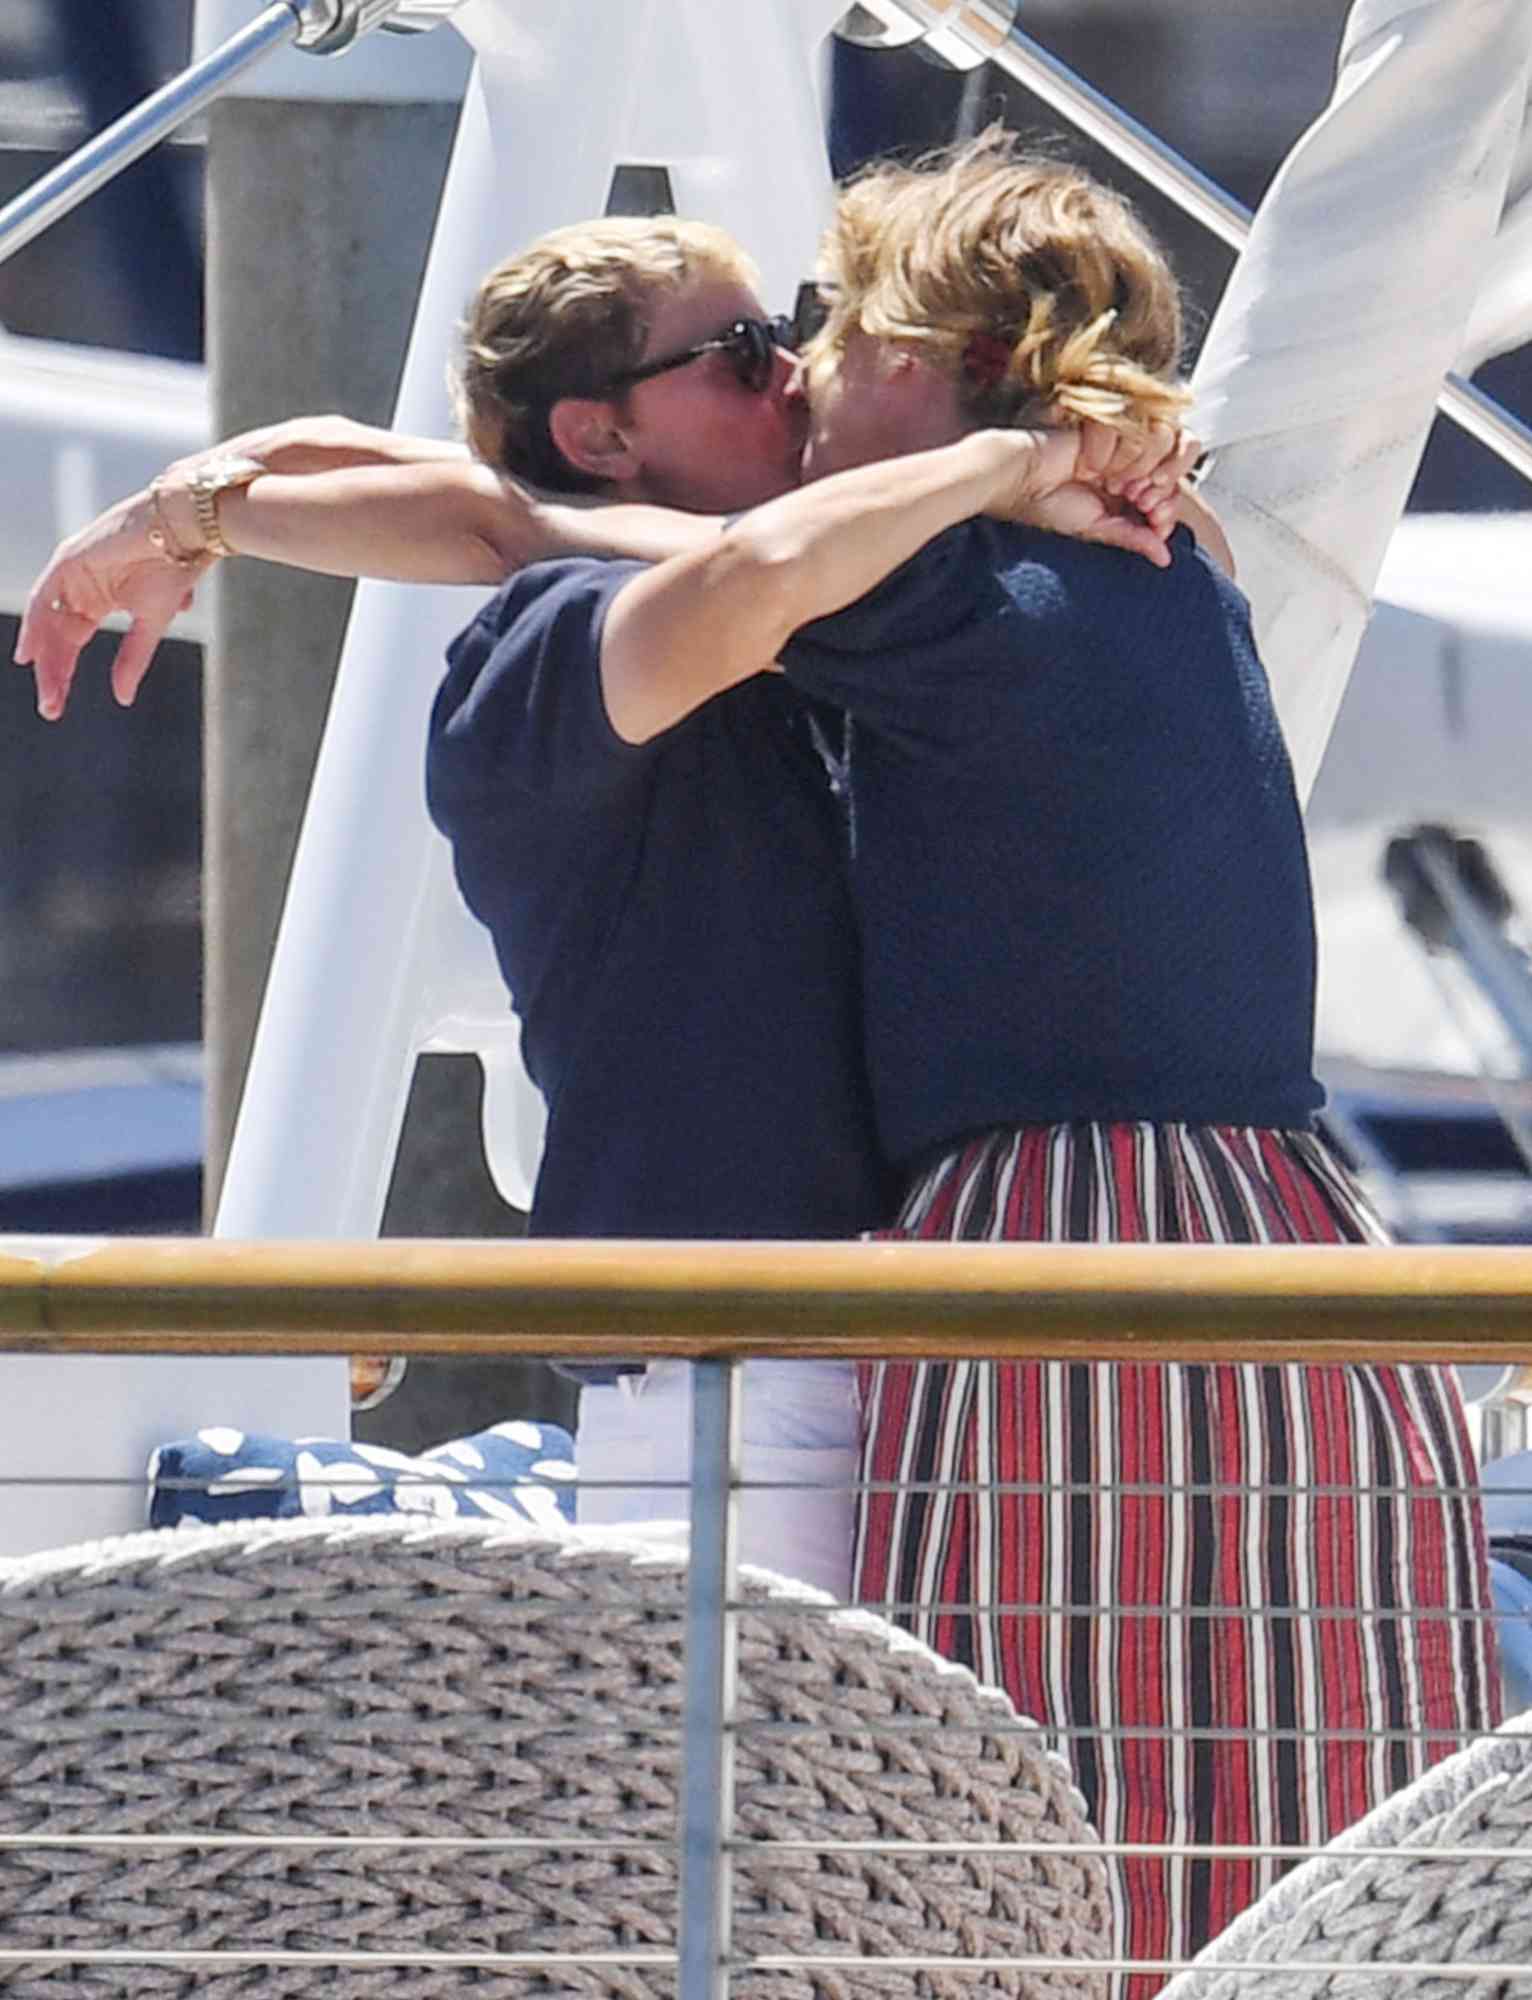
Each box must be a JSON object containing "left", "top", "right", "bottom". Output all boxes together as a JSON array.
[
  {"left": 788, "top": 278, "right": 833, "bottom": 346},
  {"left": 605, "top": 314, "right": 792, "bottom": 396},
  {"left": 605, "top": 283, "right": 835, "bottom": 396}
]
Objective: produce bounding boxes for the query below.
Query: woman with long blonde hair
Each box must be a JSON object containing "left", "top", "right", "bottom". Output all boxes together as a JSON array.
[
  {"left": 594, "top": 130, "right": 1498, "bottom": 1992},
  {"left": 814, "top": 137, "right": 1496, "bottom": 1992}
]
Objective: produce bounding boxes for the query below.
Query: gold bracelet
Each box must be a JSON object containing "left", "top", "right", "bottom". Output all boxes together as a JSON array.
[{"left": 146, "top": 476, "right": 204, "bottom": 569}]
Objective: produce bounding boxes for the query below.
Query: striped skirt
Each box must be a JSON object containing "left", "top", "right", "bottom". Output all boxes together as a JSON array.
[{"left": 853, "top": 1123, "right": 1498, "bottom": 1998}]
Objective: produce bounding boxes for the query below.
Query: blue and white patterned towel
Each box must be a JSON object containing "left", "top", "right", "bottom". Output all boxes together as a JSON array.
[{"left": 148, "top": 1421, "right": 577, "bottom": 1530}]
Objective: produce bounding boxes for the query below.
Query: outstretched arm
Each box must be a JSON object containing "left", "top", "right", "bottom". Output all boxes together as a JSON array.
[
  {"left": 600, "top": 420, "right": 1195, "bottom": 743},
  {"left": 182, "top": 412, "right": 473, "bottom": 478},
  {"left": 218, "top": 462, "right": 721, "bottom": 581},
  {"left": 16, "top": 414, "right": 467, "bottom": 719},
  {"left": 15, "top": 430, "right": 719, "bottom": 721}
]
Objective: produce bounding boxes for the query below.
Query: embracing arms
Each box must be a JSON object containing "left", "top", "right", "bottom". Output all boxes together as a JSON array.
[
  {"left": 15, "top": 411, "right": 1212, "bottom": 730},
  {"left": 599, "top": 421, "right": 1199, "bottom": 742}
]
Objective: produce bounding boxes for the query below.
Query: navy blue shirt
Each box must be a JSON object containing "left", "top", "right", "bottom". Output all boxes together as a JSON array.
[
  {"left": 782, "top": 522, "right": 1324, "bottom": 1168},
  {"left": 426, "top": 558, "right": 894, "bottom": 1246}
]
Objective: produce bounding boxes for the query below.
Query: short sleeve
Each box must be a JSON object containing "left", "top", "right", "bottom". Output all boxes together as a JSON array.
[{"left": 427, "top": 557, "right": 652, "bottom": 826}]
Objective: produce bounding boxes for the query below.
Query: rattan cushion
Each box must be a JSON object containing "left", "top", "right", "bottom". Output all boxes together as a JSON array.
[
  {"left": 0, "top": 1515, "right": 1110, "bottom": 1996},
  {"left": 1159, "top": 1714, "right": 1532, "bottom": 1998}
]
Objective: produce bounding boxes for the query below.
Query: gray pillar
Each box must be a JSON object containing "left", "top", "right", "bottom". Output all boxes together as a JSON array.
[
  {"left": 204, "top": 91, "right": 460, "bottom": 1198},
  {"left": 201, "top": 28, "right": 574, "bottom": 1438}
]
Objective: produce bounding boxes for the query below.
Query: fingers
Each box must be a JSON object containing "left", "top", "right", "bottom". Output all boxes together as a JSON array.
[
  {"left": 1075, "top": 421, "right": 1201, "bottom": 514},
  {"left": 1014, "top": 422, "right": 1197, "bottom": 569},
  {"left": 14, "top": 576, "right": 54, "bottom": 673},
  {"left": 15, "top": 559, "right": 191, "bottom": 718},
  {"left": 1076, "top": 424, "right": 1202, "bottom": 560},
  {"left": 1086, "top": 512, "right": 1172, "bottom": 569},
  {"left": 14, "top": 637, "right": 75, "bottom": 723},
  {"left": 1073, "top": 421, "right": 1122, "bottom": 486},
  {"left": 115, "top": 570, "right": 207, "bottom": 700},
  {"left": 14, "top": 594, "right": 93, "bottom": 721},
  {"left": 1120, "top": 430, "right": 1201, "bottom": 522},
  {"left": 1108, "top": 421, "right": 1184, "bottom": 493},
  {"left": 110, "top": 615, "right": 173, "bottom": 708},
  {"left": 1134, "top": 486, "right": 1181, "bottom": 544}
]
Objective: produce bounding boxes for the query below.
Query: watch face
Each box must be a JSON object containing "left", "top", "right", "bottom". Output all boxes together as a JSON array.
[{"left": 198, "top": 455, "right": 263, "bottom": 494}]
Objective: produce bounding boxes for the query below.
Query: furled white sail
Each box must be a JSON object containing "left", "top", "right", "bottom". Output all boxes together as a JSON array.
[
  {"left": 1190, "top": 0, "right": 1532, "bottom": 801},
  {"left": 1461, "top": 211, "right": 1532, "bottom": 375}
]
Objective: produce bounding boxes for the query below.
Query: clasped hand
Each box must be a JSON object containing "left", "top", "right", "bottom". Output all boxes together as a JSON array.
[{"left": 990, "top": 419, "right": 1205, "bottom": 569}]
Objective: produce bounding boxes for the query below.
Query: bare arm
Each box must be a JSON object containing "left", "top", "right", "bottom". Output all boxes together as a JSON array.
[
  {"left": 601, "top": 422, "right": 1184, "bottom": 744},
  {"left": 177, "top": 412, "right": 472, "bottom": 478},
  {"left": 15, "top": 447, "right": 719, "bottom": 720},
  {"left": 220, "top": 461, "right": 721, "bottom": 581},
  {"left": 15, "top": 414, "right": 470, "bottom": 719},
  {"left": 1173, "top": 485, "right": 1236, "bottom": 578}
]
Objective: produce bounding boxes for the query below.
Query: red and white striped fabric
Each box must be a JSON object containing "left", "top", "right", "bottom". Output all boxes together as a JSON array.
[{"left": 854, "top": 1122, "right": 1498, "bottom": 1998}]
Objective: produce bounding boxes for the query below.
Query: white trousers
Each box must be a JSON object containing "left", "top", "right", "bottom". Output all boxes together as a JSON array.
[{"left": 575, "top": 1359, "right": 859, "bottom": 1599}]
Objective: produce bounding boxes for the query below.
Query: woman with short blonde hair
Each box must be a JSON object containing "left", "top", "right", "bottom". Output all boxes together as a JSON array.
[{"left": 454, "top": 215, "right": 760, "bottom": 490}]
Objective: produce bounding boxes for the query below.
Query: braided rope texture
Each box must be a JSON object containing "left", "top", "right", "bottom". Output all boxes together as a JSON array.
[
  {"left": 1160, "top": 1714, "right": 1532, "bottom": 2000},
  {"left": 0, "top": 1516, "right": 1109, "bottom": 1997}
]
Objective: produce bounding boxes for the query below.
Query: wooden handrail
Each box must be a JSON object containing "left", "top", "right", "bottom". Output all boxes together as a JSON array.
[{"left": 1, "top": 1237, "right": 1531, "bottom": 1363}]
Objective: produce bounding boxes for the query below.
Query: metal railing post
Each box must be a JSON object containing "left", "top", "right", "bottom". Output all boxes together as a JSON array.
[
  {"left": 0, "top": 5, "right": 302, "bottom": 269},
  {"left": 993, "top": 22, "right": 1252, "bottom": 250},
  {"left": 680, "top": 1359, "right": 741, "bottom": 2000},
  {"left": 0, "top": 0, "right": 468, "bottom": 271}
]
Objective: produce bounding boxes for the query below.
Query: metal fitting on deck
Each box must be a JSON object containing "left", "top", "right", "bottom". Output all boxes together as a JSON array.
[
  {"left": 291, "top": 0, "right": 466, "bottom": 56},
  {"left": 836, "top": 0, "right": 1020, "bottom": 70}
]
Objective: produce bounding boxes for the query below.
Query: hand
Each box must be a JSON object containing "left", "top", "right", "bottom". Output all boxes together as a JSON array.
[
  {"left": 1076, "top": 419, "right": 1202, "bottom": 540},
  {"left": 12, "top": 488, "right": 211, "bottom": 720},
  {"left": 986, "top": 420, "right": 1203, "bottom": 567},
  {"left": 1019, "top": 479, "right": 1176, "bottom": 566}
]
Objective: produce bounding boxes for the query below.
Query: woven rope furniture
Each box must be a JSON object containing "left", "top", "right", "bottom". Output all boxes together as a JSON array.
[
  {"left": 0, "top": 1514, "right": 1109, "bottom": 1997},
  {"left": 1157, "top": 1713, "right": 1532, "bottom": 1998}
]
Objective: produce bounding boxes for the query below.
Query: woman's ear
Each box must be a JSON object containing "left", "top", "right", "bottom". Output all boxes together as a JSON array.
[{"left": 547, "top": 398, "right": 641, "bottom": 486}]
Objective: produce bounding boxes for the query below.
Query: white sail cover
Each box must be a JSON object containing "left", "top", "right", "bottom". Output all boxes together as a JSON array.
[
  {"left": 1190, "top": 0, "right": 1532, "bottom": 801},
  {"left": 1460, "top": 109, "right": 1532, "bottom": 372}
]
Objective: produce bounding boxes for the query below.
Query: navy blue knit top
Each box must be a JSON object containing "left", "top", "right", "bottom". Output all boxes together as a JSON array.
[
  {"left": 781, "top": 521, "right": 1324, "bottom": 1169},
  {"left": 427, "top": 558, "right": 895, "bottom": 1242}
]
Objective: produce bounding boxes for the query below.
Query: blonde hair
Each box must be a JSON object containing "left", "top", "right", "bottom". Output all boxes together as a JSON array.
[
  {"left": 816, "top": 130, "right": 1188, "bottom": 434},
  {"left": 453, "top": 217, "right": 759, "bottom": 493}
]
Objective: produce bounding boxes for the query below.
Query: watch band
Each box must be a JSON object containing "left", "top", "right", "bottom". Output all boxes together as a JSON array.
[
  {"left": 146, "top": 476, "right": 203, "bottom": 569},
  {"left": 187, "top": 454, "right": 266, "bottom": 560}
]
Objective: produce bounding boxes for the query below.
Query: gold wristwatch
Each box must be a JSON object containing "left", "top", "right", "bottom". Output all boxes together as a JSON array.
[{"left": 185, "top": 453, "right": 266, "bottom": 560}]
